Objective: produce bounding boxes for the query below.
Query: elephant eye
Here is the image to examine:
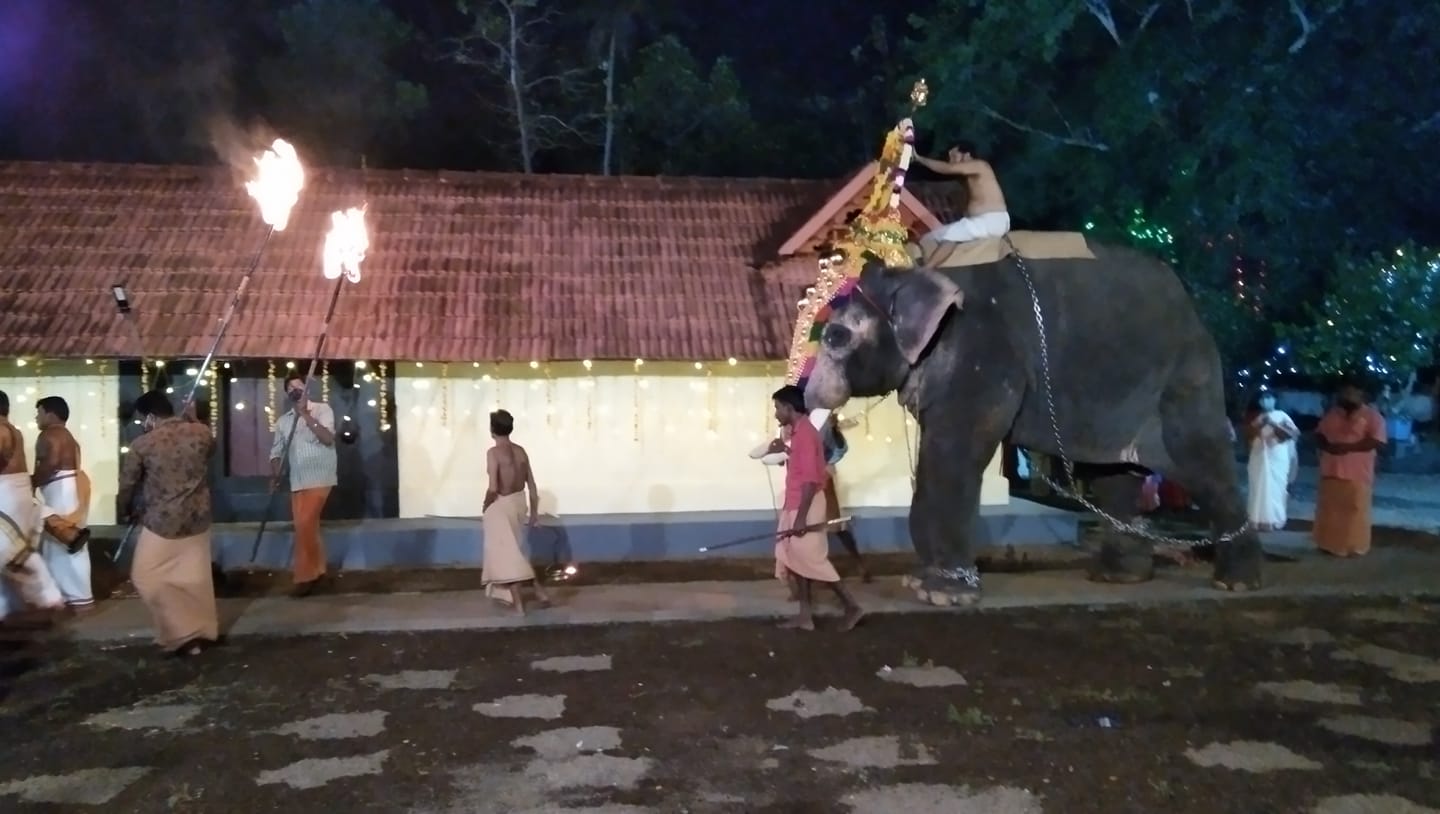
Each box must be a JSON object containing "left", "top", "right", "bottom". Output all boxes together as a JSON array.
[{"left": 823, "top": 323, "right": 852, "bottom": 349}]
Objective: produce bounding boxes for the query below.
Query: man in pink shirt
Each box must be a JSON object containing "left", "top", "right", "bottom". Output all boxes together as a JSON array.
[
  {"left": 771, "top": 386, "right": 864, "bottom": 631},
  {"left": 1312, "top": 383, "right": 1388, "bottom": 557}
]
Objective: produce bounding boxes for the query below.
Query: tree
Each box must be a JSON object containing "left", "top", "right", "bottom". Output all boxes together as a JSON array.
[
  {"left": 619, "top": 36, "right": 761, "bottom": 176},
  {"left": 258, "top": 0, "right": 428, "bottom": 167},
  {"left": 1282, "top": 243, "right": 1440, "bottom": 409},
  {"left": 581, "top": 0, "right": 663, "bottom": 175},
  {"left": 445, "top": 0, "right": 600, "bottom": 173}
]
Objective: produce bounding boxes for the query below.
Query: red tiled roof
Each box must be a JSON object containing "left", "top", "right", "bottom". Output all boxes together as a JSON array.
[{"left": 0, "top": 161, "right": 965, "bottom": 362}]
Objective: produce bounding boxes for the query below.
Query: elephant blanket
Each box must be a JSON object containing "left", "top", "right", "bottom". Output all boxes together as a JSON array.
[{"left": 914, "top": 230, "right": 1096, "bottom": 269}]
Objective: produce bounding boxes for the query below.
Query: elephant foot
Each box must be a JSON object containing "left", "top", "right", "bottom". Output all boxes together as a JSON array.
[
  {"left": 912, "top": 567, "right": 982, "bottom": 608},
  {"left": 901, "top": 565, "right": 940, "bottom": 591},
  {"left": 1087, "top": 536, "right": 1155, "bottom": 585},
  {"left": 1211, "top": 539, "right": 1264, "bottom": 592}
]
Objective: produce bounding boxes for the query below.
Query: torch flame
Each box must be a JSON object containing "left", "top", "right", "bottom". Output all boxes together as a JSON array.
[
  {"left": 245, "top": 139, "right": 305, "bottom": 231},
  {"left": 323, "top": 206, "right": 369, "bottom": 283}
]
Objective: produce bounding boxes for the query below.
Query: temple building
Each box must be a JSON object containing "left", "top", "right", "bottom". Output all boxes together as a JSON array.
[{"left": 0, "top": 159, "right": 1035, "bottom": 563}]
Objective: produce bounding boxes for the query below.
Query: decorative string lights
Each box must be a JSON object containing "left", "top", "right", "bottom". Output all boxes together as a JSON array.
[
  {"left": 633, "top": 358, "right": 643, "bottom": 441},
  {"left": 378, "top": 362, "right": 390, "bottom": 430},
  {"left": 266, "top": 360, "right": 278, "bottom": 431},
  {"left": 440, "top": 362, "right": 450, "bottom": 425},
  {"left": 208, "top": 361, "right": 220, "bottom": 437},
  {"left": 321, "top": 359, "right": 331, "bottom": 402}
]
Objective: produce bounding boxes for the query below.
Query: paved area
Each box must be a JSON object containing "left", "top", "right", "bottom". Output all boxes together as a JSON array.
[
  {"left": 2, "top": 595, "right": 1437, "bottom": 812},
  {"left": 47, "top": 532, "right": 1438, "bottom": 643}
]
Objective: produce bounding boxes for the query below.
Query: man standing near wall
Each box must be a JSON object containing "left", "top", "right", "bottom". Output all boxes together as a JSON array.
[
  {"left": 269, "top": 374, "right": 337, "bottom": 597},
  {"left": 1312, "top": 382, "right": 1387, "bottom": 557},
  {"left": 33, "top": 396, "right": 95, "bottom": 611}
]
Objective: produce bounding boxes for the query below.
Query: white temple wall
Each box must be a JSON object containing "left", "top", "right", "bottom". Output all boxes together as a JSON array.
[
  {"left": 0, "top": 361, "right": 123, "bottom": 524},
  {"left": 393, "top": 361, "right": 1008, "bottom": 518}
]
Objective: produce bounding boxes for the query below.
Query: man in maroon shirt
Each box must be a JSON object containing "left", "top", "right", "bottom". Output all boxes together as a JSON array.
[{"left": 771, "top": 386, "right": 864, "bottom": 631}]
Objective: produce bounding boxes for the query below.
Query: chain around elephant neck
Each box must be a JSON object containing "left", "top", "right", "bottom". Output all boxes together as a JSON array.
[{"left": 1006, "top": 242, "right": 1252, "bottom": 550}]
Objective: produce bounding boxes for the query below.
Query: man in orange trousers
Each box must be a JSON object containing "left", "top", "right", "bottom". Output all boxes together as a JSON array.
[{"left": 269, "top": 375, "right": 338, "bottom": 596}]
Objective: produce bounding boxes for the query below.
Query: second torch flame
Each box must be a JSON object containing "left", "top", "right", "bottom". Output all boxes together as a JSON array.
[{"left": 323, "top": 206, "right": 369, "bottom": 283}]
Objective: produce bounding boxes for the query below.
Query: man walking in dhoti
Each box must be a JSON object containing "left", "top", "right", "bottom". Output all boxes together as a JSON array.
[
  {"left": 118, "top": 391, "right": 221, "bottom": 657},
  {"left": 771, "top": 386, "right": 863, "bottom": 632},
  {"left": 481, "top": 409, "right": 551, "bottom": 615},
  {"left": 33, "top": 396, "right": 95, "bottom": 610},
  {"left": 0, "top": 390, "right": 64, "bottom": 623}
]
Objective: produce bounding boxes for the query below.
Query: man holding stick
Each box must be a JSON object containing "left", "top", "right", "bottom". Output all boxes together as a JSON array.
[
  {"left": 118, "top": 390, "right": 220, "bottom": 656},
  {"left": 34, "top": 396, "right": 95, "bottom": 611},
  {"left": 268, "top": 374, "right": 336, "bottom": 597},
  {"left": 771, "top": 385, "right": 863, "bottom": 631}
]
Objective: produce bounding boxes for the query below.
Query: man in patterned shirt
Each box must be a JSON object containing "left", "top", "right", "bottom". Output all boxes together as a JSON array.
[
  {"left": 269, "top": 374, "right": 337, "bottom": 597},
  {"left": 118, "top": 390, "right": 219, "bottom": 656}
]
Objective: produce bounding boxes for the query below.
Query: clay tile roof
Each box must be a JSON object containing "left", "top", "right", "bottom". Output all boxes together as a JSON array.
[{"left": 0, "top": 161, "right": 965, "bottom": 362}]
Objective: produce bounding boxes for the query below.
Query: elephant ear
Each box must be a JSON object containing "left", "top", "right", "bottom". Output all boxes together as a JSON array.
[{"left": 859, "top": 264, "right": 964, "bottom": 365}]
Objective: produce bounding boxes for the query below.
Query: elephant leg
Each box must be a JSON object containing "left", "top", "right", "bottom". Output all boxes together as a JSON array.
[
  {"left": 1160, "top": 393, "right": 1263, "bottom": 591},
  {"left": 906, "top": 398, "right": 1016, "bottom": 607},
  {"left": 1084, "top": 471, "right": 1156, "bottom": 584}
]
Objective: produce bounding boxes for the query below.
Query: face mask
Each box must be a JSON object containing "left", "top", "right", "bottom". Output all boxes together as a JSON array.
[
  {"left": 287, "top": 389, "right": 304, "bottom": 403},
  {"left": 141, "top": 415, "right": 156, "bottom": 433}
]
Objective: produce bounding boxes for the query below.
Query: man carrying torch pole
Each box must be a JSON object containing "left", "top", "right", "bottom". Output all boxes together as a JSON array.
[
  {"left": 251, "top": 207, "right": 369, "bottom": 595},
  {"left": 114, "top": 139, "right": 304, "bottom": 577}
]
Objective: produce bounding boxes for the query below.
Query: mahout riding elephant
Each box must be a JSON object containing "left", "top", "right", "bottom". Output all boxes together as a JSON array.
[{"left": 802, "top": 247, "right": 1262, "bottom": 607}]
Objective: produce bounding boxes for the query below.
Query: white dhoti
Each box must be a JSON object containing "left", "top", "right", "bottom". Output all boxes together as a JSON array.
[
  {"left": 482, "top": 492, "right": 535, "bottom": 605},
  {"left": 0, "top": 472, "right": 62, "bottom": 620},
  {"left": 924, "top": 211, "right": 1011, "bottom": 243},
  {"left": 39, "top": 470, "right": 93, "bottom": 607}
]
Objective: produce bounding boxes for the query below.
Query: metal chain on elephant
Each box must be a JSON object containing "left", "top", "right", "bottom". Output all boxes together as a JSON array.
[{"left": 1006, "top": 244, "right": 1252, "bottom": 553}]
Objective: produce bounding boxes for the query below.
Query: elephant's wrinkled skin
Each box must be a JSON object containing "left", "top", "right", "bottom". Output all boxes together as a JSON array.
[{"left": 804, "top": 247, "right": 1262, "bottom": 607}]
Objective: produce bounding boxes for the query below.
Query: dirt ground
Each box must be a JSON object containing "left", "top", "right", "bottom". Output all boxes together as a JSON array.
[{"left": 2, "top": 595, "right": 1437, "bottom": 813}]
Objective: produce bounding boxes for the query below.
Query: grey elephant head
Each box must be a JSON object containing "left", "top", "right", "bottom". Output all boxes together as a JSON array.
[{"left": 803, "top": 259, "right": 964, "bottom": 410}]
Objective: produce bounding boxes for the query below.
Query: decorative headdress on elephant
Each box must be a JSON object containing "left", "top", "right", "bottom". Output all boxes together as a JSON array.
[{"left": 783, "top": 81, "right": 930, "bottom": 396}]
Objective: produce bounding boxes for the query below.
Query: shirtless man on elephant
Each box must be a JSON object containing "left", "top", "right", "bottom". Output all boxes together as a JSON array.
[{"left": 913, "top": 142, "right": 1011, "bottom": 243}]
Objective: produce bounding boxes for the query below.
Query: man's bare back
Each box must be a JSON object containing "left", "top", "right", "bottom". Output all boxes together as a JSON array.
[
  {"left": 0, "top": 421, "right": 27, "bottom": 476},
  {"left": 34, "top": 426, "right": 80, "bottom": 488},
  {"left": 487, "top": 442, "right": 531, "bottom": 497},
  {"left": 916, "top": 146, "right": 1008, "bottom": 215}
]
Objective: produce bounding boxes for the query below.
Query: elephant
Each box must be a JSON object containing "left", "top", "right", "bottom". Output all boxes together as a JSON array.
[{"left": 802, "top": 246, "right": 1263, "bottom": 607}]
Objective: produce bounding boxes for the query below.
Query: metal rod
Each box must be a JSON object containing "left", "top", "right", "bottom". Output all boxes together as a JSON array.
[
  {"left": 180, "top": 225, "right": 275, "bottom": 413},
  {"left": 698, "top": 516, "right": 854, "bottom": 553},
  {"left": 111, "top": 302, "right": 150, "bottom": 564},
  {"left": 250, "top": 273, "right": 347, "bottom": 562}
]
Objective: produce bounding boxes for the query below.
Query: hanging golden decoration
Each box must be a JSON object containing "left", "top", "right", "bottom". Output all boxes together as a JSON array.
[
  {"left": 140, "top": 359, "right": 150, "bottom": 393},
  {"left": 440, "top": 362, "right": 450, "bottom": 425},
  {"left": 97, "top": 361, "right": 109, "bottom": 439},
  {"left": 378, "top": 362, "right": 390, "bottom": 430},
  {"left": 632, "top": 360, "right": 642, "bottom": 442},
  {"left": 267, "top": 360, "right": 278, "bottom": 431},
  {"left": 544, "top": 364, "right": 555, "bottom": 429},
  {"left": 586, "top": 373, "right": 594, "bottom": 432},
  {"left": 706, "top": 367, "right": 717, "bottom": 434},
  {"left": 321, "top": 359, "right": 330, "bottom": 403}
]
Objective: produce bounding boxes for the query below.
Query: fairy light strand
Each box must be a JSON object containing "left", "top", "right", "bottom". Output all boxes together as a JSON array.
[
  {"left": 208, "top": 361, "right": 219, "bottom": 438},
  {"left": 266, "top": 359, "right": 278, "bottom": 431},
  {"left": 378, "top": 362, "right": 390, "bottom": 430}
]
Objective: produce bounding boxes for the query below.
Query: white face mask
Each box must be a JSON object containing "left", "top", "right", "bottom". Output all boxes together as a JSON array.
[{"left": 141, "top": 415, "right": 156, "bottom": 433}]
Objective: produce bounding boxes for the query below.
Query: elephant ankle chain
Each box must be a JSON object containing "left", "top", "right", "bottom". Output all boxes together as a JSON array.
[{"left": 935, "top": 566, "right": 981, "bottom": 588}]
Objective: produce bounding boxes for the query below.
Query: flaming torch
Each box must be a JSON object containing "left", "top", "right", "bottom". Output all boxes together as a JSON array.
[
  {"left": 180, "top": 138, "right": 305, "bottom": 413},
  {"left": 250, "top": 206, "right": 369, "bottom": 562}
]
